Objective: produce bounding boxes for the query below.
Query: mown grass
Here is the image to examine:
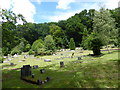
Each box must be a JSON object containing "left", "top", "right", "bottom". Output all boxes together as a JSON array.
[{"left": 2, "top": 48, "right": 119, "bottom": 88}]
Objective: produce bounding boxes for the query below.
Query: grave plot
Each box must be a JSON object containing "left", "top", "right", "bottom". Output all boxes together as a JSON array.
[{"left": 21, "top": 65, "right": 51, "bottom": 85}]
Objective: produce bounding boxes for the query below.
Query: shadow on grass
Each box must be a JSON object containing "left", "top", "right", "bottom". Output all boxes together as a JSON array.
[{"left": 2, "top": 65, "right": 75, "bottom": 88}]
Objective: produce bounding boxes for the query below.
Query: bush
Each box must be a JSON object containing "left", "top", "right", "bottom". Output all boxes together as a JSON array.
[
  {"left": 69, "top": 38, "right": 75, "bottom": 50},
  {"left": 82, "top": 33, "right": 103, "bottom": 55},
  {"left": 29, "top": 49, "right": 35, "bottom": 55},
  {"left": 32, "top": 39, "right": 44, "bottom": 51},
  {"left": 11, "top": 41, "right": 25, "bottom": 55},
  {"left": 44, "top": 35, "right": 56, "bottom": 52},
  {"left": 25, "top": 44, "right": 31, "bottom": 52}
]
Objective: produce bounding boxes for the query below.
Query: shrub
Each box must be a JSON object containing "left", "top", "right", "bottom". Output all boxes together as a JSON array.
[
  {"left": 82, "top": 33, "right": 103, "bottom": 55},
  {"left": 29, "top": 49, "right": 35, "bottom": 55},
  {"left": 25, "top": 44, "right": 31, "bottom": 52},
  {"left": 44, "top": 35, "right": 56, "bottom": 52},
  {"left": 32, "top": 39, "right": 44, "bottom": 51},
  {"left": 69, "top": 38, "right": 75, "bottom": 50},
  {"left": 11, "top": 41, "right": 25, "bottom": 55}
]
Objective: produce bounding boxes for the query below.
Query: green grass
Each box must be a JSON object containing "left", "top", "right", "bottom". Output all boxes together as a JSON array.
[{"left": 2, "top": 48, "right": 119, "bottom": 88}]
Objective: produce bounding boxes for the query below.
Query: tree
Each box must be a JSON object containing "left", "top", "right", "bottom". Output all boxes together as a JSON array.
[
  {"left": 11, "top": 41, "right": 25, "bottom": 55},
  {"left": 44, "top": 35, "right": 56, "bottom": 51},
  {"left": 24, "top": 44, "right": 31, "bottom": 52},
  {"left": 32, "top": 39, "right": 44, "bottom": 51},
  {"left": 69, "top": 38, "right": 75, "bottom": 50},
  {"left": 82, "top": 33, "right": 103, "bottom": 55},
  {"left": 49, "top": 24, "right": 67, "bottom": 48},
  {"left": 1, "top": 8, "right": 26, "bottom": 55},
  {"left": 93, "top": 8, "right": 117, "bottom": 50}
]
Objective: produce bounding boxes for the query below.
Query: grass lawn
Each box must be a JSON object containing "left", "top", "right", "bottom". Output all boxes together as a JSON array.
[{"left": 2, "top": 47, "right": 119, "bottom": 88}]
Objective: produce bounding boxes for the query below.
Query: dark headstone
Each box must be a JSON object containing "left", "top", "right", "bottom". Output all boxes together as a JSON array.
[
  {"left": 21, "top": 65, "right": 32, "bottom": 78},
  {"left": 40, "top": 69, "right": 45, "bottom": 74},
  {"left": 46, "top": 76, "right": 51, "bottom": 81},
  {"left": 71, "top": 53, "right": 74, "bottom": 58},
  {"left": 60, "top": 62, "right": 64, "bottom": 67},
  {"left": 32, "top": 74, "right": 34, "bottom": 78},
  {"left": 78, "top": 57, "right": 82, "bottom": 60},
  {"left": 37, "top": 80, "right": 42, "bottom": 85},
  {"left": 10, "top": 63, "right": 14, "bottom": 66},
  {"left": 33, "top": 65, "right": 38, "bottom": 69}
]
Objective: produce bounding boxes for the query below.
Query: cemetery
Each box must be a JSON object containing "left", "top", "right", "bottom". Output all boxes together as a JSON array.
[
  {"left": 2, "top": 47, "right": 119, "bottom": 88},
  {"left": 1, "top": 2, "right": 119, "bottom": 88}
]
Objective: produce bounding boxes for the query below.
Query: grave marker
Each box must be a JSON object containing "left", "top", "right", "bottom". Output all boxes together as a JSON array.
[
  {"left": 60, "top": 62, "right": 64, "bottom": 67},
  {"left": 21, "top": 65, "right": 32, "bottom": 78},
  {"left": 33, "top": 65, "right": 38, "bottom": 69},
  {"left": 10, "top": 63, "right": 14, "bottom": 66},
  {"left": 40, "top": 69, "right": 45, "bottom": 74},
  {"left": 37, "top": 80, "right": 42, "bottom": 85},
  {"left": 32, "top": 74, "right": 35, "bottom": 78},
  {"left": 44, "top": 59, "right": 51, "bottom": 62},
  {"left": 46, "top": 76, "right": 51, "bottom": 81},
  {"left": 78, "top": 57, "right": 82, "bottom": 60}
]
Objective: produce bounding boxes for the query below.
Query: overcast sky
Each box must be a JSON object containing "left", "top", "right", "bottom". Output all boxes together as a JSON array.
[{"left": 1, "top": 0, "right": 119, "bottom": 23}]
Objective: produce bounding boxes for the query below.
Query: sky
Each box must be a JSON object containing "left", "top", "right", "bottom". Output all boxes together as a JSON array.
[{"left": 0, "top": 0, "right": 120, "bottom": 24}]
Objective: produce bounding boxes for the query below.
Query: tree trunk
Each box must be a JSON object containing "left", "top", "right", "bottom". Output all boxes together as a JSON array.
[{"left": 93, "top": 47, "right": 101, "bottom": 55}]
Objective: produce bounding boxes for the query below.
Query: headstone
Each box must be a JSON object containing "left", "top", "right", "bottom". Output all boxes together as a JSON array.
[
  {"left": 60, "top": 62, "right": 64, "bottom": 67},
  {"left": 10, "top": 63, "right": 14, "bottom": 66},
  {"left": 14, "top": 54, "right": 17, "bottom": 57},
  {"left": 71, "top": 53, "right": 74, "bottom": 58},
  {"left": 46, "top": 76, "right": 51, "bottom": 81},
  {"left": 21, "top": 65, "right": 32, "bottom": 78},
  {"left": 24, "top": 55, "right": 27, "bottom": 59},
  {"left": 40, "top": 69, "right": 45, "bottom": 74},
  {"left": 37, "top": 80, "right": 42, "bottom": 85},
  {"left": 32, "top": 74, "right": 34, "bottom": 78},
  {"left": 44, "top": 59, "right": 51, "bottom": 62},
  {"left": 78, "top": 57, "right": 82, "bottom": 60},
  {"left": 33, "top": 65, "right": 38, "bottom": 69},
  {"left": 44, "top": 80, "right": 47, "bottom": 83}
]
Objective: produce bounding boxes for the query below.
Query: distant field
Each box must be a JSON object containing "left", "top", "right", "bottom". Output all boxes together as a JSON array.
[{"left": 2, "top": 47, "right": 119, "bottom": 88}]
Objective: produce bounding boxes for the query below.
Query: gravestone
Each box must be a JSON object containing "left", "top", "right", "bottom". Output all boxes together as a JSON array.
[
  {"left": 32, "top": 74, "right": 34, "bottom": 78},
  {"left": 37, "top": 80, "right": 42, "bottom": 85},
  {"left": 61, "top": 53, "right": 63, "bottom": 55},
  {"left": 33, "top": 65, "right": 38, "bottom": 69},
  {"left": 44, "top": 59, "right": 51, "bottom": 62},
  {"left": 44, "top": 80, "right": 47, "bottom": 83},
  {"left": 40, "top": 69, "right": 45, "bottom": 74},
  {"left": 71, "top": 53, "right": 74, "bottom": 58},
  {"left": 10, "top": 63, "right": 14, "bottom": 66},
  {"left": 46, "top": 76, "right": 51, "bottom": 81},
  {"left": 60, "top": 62, "right": 64, "bottom": 67},
  {"left": 21, "top": 65, "right": 32, "bottom": 78},
  {"left": 78, "top": 57, "right": 82, "bottom": 60}
]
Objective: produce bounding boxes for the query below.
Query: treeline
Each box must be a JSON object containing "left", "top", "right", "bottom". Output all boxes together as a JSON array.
[{"left": 1, "top": 7, "right": 120, "bottom": 56}]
